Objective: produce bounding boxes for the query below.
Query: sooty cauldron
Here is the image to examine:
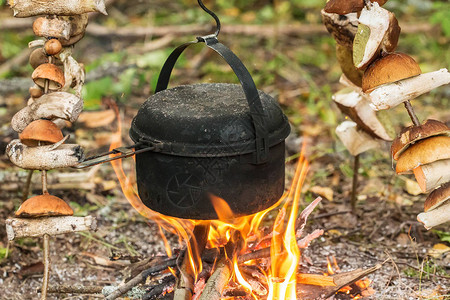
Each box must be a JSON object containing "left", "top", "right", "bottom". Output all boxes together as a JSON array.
[{"left": 129, "top": 35, "right": 290, "bottom": 220}]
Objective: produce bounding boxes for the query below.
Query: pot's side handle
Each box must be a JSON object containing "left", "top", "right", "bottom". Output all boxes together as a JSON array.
[{"left": 154, "top": 35, "right": 269, "bottom": 164}]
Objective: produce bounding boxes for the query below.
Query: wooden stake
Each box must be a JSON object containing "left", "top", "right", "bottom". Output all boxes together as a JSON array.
[
  {"left": 40, "top": 234, "right": 50, "bottom": 300},
  {"left": 403, "top": 100, "right": 420, "bottom": 126},
  {"left": 22, "top": 169, "right": 34, "bottom": 201},
  {"left": 351, "top": 154, "right": 360, "bottom": 210}
]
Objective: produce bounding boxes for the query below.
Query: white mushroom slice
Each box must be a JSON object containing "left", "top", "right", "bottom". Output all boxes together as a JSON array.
[
  {"left": 339, "top": 74, "right": 363, "bottom": 93},
  {"left": 333, "top": 89, "right": 392, "bottom": 141},
  {"left": 417, "top": 200, "right": 450, "bottom": 230},
  {"left": 6, "top": 216, "right": 97, "bottom": 240},
  {"left": 60, "top": 48, "right": 85, "bottom": 96},
  {"left": 28, "top": 39, "right": 45, "bottom": 49},
  {"left": 413, "top": 159, "right": 450, "bottom": 193},
  {"left": 11, "top": 92, "right": 83, "bottom": 133},
  {"left": 33, "top": 17, "right": 72, "bottom": 40},
  {"left": 6, "top": 139, "right": 84, "bottom": 170},
  {"left": 367, "top": 69, "right": 450, "bottom": 111},
  {"left": 336, "top": 121, "right": 379, "bottom": 156},
  {"left": 8, "top": 0, "right": 107, "bottom": 17},
  {"left": 353, "top": 2, "right": 390, "bottom": 69}
]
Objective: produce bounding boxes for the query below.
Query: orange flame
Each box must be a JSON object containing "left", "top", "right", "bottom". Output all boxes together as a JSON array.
[{"left": 109, "top": 110, "right": 332, "bottom": 299}]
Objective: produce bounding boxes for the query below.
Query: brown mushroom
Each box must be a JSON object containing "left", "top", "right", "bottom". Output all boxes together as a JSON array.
[
  {"left": 31, "top": 63, "right": 65, "bottom": 90},
  {"left": 19, "top": 120, "right": 63, "bottom": 147},
  {"left": 33, "top": 17, "right": 72, "bottom": 40},
  {"left": 395, "top": 136, "right": 450, "bottom": 174},
  {"left": 44, "top": 39, "right": 62, "bottom": 56},
  {"left": 362, "top": 52, "right": 421, "bottom": 93},
  {"left": 29, "top": 85, "right": 43, "bottom": 99},
  {"left": 321, "top": 10, "right": 359, "bottom": 50},
  {"left": 336, "top": 44, "right": 364, "bottom": 87},
  {"left": 15, "top": 194, "right": 73, "bottom": 218},
  {"left": 391, "top": 119, "right": 450, "bottom": 160},
  {"left": 29, "top": 48, "right": 62, "bottom": 69},
  {"left": 424, "top": 182, "right": 450, "bottom": 212}
]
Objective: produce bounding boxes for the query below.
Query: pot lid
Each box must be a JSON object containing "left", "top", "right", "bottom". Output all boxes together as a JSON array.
[{"left": 130, "top": 83, "right": 290, "bottom": 158}]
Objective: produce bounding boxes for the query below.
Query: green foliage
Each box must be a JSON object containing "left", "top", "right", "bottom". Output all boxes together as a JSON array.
[
  {"left": 70, "top": 201, "right": 98, "bottom": 217},
  {"left": 0, "top": 246, "right": 8, "bottom": 263},
  {"left": 433, "top": 230, "right": 450, "bottom": 243},
  {"left": 430, "top": 2, "right": 450, "bottom": 37}
]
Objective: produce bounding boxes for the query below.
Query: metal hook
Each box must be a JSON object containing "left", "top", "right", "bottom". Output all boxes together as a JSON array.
[{"left": 197, "top": 0, "right": 221, "bottom": 37}]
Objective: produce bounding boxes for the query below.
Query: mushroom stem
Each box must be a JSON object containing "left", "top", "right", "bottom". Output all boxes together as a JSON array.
[
  {"left": 351, "top": 154, "right": 360, "bottom": 210},
  {"left": 41, "top": 234, "right": 50, "bottom": 300},
  {"left": 403, "top": 100, "right": 420, "bottom": 126},
  {"left": 22, "top": 170, "right": 34, "bottom": 201}
]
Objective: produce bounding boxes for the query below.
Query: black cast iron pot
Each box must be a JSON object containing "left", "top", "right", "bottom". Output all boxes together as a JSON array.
[{"left": 129, "top": 36, "right": 290, "bottom": 220}]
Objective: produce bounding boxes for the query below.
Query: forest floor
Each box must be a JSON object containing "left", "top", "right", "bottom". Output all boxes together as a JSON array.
[{"left": 0, "top": 0, "right": 449, "bottom": 299}]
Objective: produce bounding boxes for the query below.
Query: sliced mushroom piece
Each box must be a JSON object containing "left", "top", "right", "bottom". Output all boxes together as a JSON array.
[
  {"left": 335, "top": 121, "right": 379, "bottom": 156},
  {"left": 33, "top": 17, "right": 72, "bottom": 40},
  {"left": 395, "top": 136, "right": 450, "bottom": 174},
  {"left": 8, "top": 0, "right": 107, "bottom": 17},
  {"left": 60, "top": 32, "right": 86, "bottom": 47},
  {"left": 324, "top": 0, "right": 388, "bottom": 15},
  {"left": 353, "top": 3, "right": 391, "bottom": 70},
  {"left": 321, "top": 10, "right": 359, "bottom": 50},
  {"left": 367, "top": 68, "right": 450, "bottom": 111},
  {"left": 336, "top": 44, "right": 363, "bottom": 87},
  {"left": 391, "top": 119, "right": 450, "bottom": 161},
  {"left": 19, "top": 120, "right": 63, "bottom": 147},
  {"left": 333, "top": 89, "right": 392, "bottom": 140},
  {"left": 381, "top": 12, "right": 401, "bottom": 53},
  {"left": 362, "top": 52, "right": 422, "bottom": 93},
  {"left": 11, "top": 92, "right": 83, "bottom": 133},
  {"left": 414, "top": 160, "right": 450, "bottom": 193},
  {"left": 32, "top": 63, "right": 65, "bottom": 91},
  {"left": 417, "top": 200, "right": 450, "bottom": 230},
  {"left": 59, "top": 49, "right": 85, "bottom": 95},
  {"left": 424, "top": 182, "right": 450, "bottom": 212},
  {"left": 6, "top": 139, "right": 84, "bottom": 170},
  {"left": 64, "top": 14, "right": 89, "bottom": 37},
  {"left": 15, "top": 194, "right": 73, "bottom": 218},
  {"left": 6, "top": 216, "right": 97, "bottom": 240}
]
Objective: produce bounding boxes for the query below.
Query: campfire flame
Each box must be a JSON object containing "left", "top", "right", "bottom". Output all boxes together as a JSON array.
[{"left": 109, "top": 109, "right": 373, "bottom": 299}]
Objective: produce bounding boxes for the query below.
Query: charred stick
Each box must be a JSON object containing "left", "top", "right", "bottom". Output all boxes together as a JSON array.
[
  {"left": 104, "top": 257, "right": 177, "bottom": 300},
  {"left": 174, "top": 223, "right": 210, "bottom": 300},
  {"left": 40, "top": 234, "right": 50, "bottom": 300},
  {"left": 142, "top": 275, "right": 176, "bottom": 300},
  {"left": 351, "top": 154, "right": 360, "bottom": 210},
  {"left": 22, "top": 170, "right": 34, "bottom": 201},
  {"left": 403, "top": 100, "right": 420, "bottom": 126},
  {"left": 46, "top": 284, "right": 103, "bottom": 294}
]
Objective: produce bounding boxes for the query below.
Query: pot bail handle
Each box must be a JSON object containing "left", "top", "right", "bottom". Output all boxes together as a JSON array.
[{"left": 155, "top": 35, "right": 269, "bottom": 164}]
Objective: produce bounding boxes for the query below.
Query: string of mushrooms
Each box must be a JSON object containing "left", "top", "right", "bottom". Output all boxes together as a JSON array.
[
  {"left": 5, "top": 1, "right": 107, "bottom": 299},
  {"left": 322, "top": 0, "right": 450, "bottom": 228}
]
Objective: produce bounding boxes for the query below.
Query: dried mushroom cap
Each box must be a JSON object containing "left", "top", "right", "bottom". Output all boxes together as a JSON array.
[
  {"left": 362, "top": 52, "right": 422, "bottom": 92},
  {"left": 395, "top": 136, "right": 450, "bottom": 174},
  {"left": 32, "top": 63, "right": 65, "bottom": 90},
  {"left": 19, "top": 119, "right": 63, "bottom": 146},
  {"left": 15, "top": 194, "right": 73, "bottom": 218},
  {"left": 32, "top": 17, "right": 72, "bottom": 40},
  {"left": 424, "top": 182, "right": 450, "bottom": 212},
  {"left": 391, "top": 119, "right": 450, "bottom": 160},
  {"left": 324, "top": 0, "right": 388, "bottom": 15},
  {"left": 29, "top": 48, "right": 62, "bottom": 69},
  {"left": 382, "top": 12, "right": 401, "bottom": 53},
  {"left": 44, "top": 39, "right": 62, "bottom": 56}
]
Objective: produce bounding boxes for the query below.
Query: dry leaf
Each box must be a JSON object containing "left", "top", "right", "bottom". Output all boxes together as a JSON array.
[{"left": 310, "top": 186, "right": 334, "bottom": 201}]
